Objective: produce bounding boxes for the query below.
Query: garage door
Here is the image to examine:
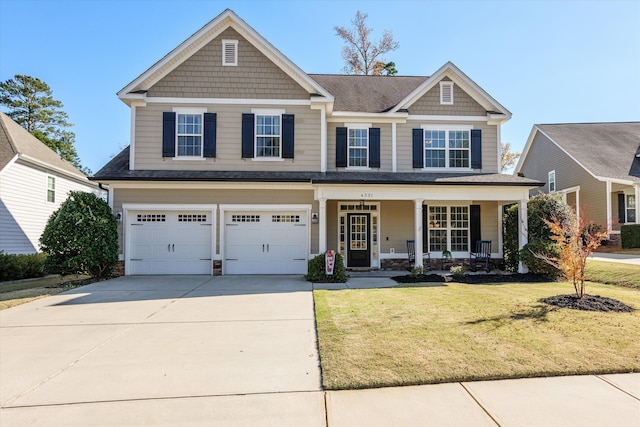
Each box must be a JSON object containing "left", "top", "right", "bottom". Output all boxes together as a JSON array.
[
  {"left": 224, "top": 211, "right": 308, "bottom": 274},
  {"left": 128, "top": 211, "right": 212, "bottom": 274}
]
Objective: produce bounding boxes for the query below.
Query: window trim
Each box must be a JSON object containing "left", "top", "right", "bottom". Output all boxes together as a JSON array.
[
  {"left": 46, "top": 175, "right": 55, "bottom": 203},
  {"left": 172, "top": 107, "right": 206, "bottom": 159},
  {"left": 421, "top": 125, "right": 472, "bottom": 170},
  {"left": 548, "top": 170, "right": 556, "bottom": 192},
  {"left": 252, "top": 108, "right": 285, "bottom": 160},
  {"left": 427, "top": 205, "right": 470, "bottom": 254},
  {"left": 440, "top": 81, "right": 454, "bottom": 105},
  {"left": 626, "top": 194, "right": 636, "bottom": 223},
  {"left": 222, "top": 39, "right": 238, "bottom": 66},
  {"left": 346, "top": 122, "right": 371, "bottom": 169}
]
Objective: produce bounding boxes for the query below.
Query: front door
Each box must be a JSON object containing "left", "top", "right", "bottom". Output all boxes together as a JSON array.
[{"left": 347, "top": 213, "right": 370, "bottom": 267}]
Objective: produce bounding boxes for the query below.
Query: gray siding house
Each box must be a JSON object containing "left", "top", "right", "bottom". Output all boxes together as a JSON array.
[
  {"left": 515, "top": 122, "right": 640, "bottom": 239},
  {"left": 93, "top": 9, "right": 541, "bottom": 275}
]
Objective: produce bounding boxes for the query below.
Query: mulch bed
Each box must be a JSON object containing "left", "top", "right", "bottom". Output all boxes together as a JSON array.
[
  {"left": 540, "top": 294, "right": 635, "bottom": 312},
  {"left": 44, "top": 276, "right": 113, "bottom": 290},
  {"left": 392, "top": 273, "right": 550, "bottom": 284}
]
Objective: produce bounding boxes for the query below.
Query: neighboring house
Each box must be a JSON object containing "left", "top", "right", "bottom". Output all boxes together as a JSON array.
[
  {"left": 93, "top": 9, "right": 542, "bottom": 275},
  {"left": 0, "top": 112, "right": 101, "bottom": 254},
  {"left": 515, "top": 122, "right": 640, "bottom": 238}
]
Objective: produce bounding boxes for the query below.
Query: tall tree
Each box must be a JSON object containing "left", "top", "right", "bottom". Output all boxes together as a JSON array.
[
  {"left": 335, "top": 11, "right": 399, "bottom": 75},
  {"left": 500, "top": 142, "right": 521, "bottom": 173},
  {"left": 0, "top": 75, "right": 85, "bottom": 171}
]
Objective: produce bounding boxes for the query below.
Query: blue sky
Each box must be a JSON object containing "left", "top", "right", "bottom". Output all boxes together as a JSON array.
[{"left": 1, "top": 0, "right": 639, "bottom": 173}]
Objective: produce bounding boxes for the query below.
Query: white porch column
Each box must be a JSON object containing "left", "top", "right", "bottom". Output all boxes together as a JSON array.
[
  {"left": 635, "top": 186, "right": 640, "bottom": 224},
  {"left": 318, "top": 198, "right": 327, "bottom": 253},
  {"left": 518, "top": 198, "right": 528, "bottom": 273},
  {"left": 606, "top": 180, "right": 612, "bottom": 235},
  {"left": 497, "top": 204, "right": 503, "bottom": 257},
  {"left": 414, "top": 198, "right": 424, "bottom": 267}
]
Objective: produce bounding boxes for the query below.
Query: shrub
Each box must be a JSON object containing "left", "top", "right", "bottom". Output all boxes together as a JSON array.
[
  {"left": 621, "top": 224, "right": 640, "bottom": 248},
  {"left": 520, "top": 241, "right": 562, "bottom": 278},
  {"left": 0, "top": 252, "right": 46, "bottom": 281},
  {"left": 40, "top": 191, "right": 118, "bottom": 278},
  {"left": 305, "top": 251, "right": 347, "bottom": 283},
  {"left": 450, "top": 265, "right": 466, "bottom": 278},
  {"left": 503, "top": 204, "right": 519, "bottom": 272}
]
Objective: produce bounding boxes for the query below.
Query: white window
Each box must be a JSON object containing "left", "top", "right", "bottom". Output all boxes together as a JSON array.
[
  {"left": 256, "top": 114, "right": 281, "bottom": 158},
  {"left": 627, "top": 195, "right": 636, "bottom": 223},
  {"left": 222, "top": 39, "right": 238, "bottom": 66},
  {"left": 428, "top": 206, "right": 469, "bottom": 253},
  {"left": 548, "top": 170, "right": 556, "bottom": 192},
  {"left": 47, "top": 176, "right": 55, "bottom": 203},
  {"left": 423, "top": 126, "right": 470, "bottom": 169},
  {"left": 440, "top": 81, "right": 454, "bottom": 105},
  {"left": 348, "top": 128, "right": 369, "bottom": 167},
  {"left": 176, "top": 113, "right": 203, "bottom": 157}
]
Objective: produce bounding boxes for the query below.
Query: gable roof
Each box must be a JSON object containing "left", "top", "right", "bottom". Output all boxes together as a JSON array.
[
  {"left": 391, "top": 61, "right": 511, "bottom": 119},
  {"left": 516, "top": 122, "right": 640, "bottom": 183},
  {"left": 0, "top": 112, "right": 89, "bottom": 180},
  {"left": 118, "top": 9, "right": 333, "bottom": 103},
  {"left": 309, "top": 74, "right": 428, "bottom": 113}
]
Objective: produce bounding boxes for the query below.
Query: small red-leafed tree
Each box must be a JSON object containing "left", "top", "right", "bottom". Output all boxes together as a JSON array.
[{"left": 537, "top": 213, "right": 610, "bottom": 298}]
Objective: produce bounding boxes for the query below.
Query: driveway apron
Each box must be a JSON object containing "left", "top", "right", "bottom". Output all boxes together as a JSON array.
[{"left": 0, "top": 275, "right": 324, "bottom": 426}]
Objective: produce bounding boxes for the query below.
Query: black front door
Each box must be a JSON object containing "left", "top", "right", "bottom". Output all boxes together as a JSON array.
[{"left": 347, "top": 213, "right": 370, "bottom": 267}]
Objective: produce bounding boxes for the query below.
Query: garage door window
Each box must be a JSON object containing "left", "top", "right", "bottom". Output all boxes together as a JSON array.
[
  {"left": 232, "top": 214, "right": 260, "bottom": 222},
  {"left": 178, "top": 214, "right": 207, "bottom": 222},
  {"left": 272, "top": 214, "right": 300, "bottom": 223},
  {"left": 137, "top": 214, "right": 166, "bottom": 222}
]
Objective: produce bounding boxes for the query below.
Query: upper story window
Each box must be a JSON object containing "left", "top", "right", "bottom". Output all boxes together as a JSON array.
[
  {"left": 177, "top": 113, "right": 203, "bottom": 157},
  {"left": 423, "top": 127, "right": 470, "bottom": 169},
  {"left": 348, "top": 128, "right": 369, "bottom": 167},
  {"left": 548, "top": 170, "right": 556, "bottom": 192},
  {"left": 222, "top": 39, "right": 238, "bottom": 66},
  {"left": 256, "top": 114, "right": 281, "bottom": 158},
  {"left": 440, "top": 81, "right": 454, "bottom": 105},
  {"left": 47, "top": 176, "right": 55, "bottom": 203}
]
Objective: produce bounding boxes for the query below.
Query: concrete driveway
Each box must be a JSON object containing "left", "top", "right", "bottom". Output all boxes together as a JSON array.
[{"left": 0, "top": 275, "right": 325, "bottom": 426}]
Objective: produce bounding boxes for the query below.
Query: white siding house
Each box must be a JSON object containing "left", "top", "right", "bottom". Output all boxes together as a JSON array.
[{"left": 0, "top": 112, "right": 102, "bottom": 254}]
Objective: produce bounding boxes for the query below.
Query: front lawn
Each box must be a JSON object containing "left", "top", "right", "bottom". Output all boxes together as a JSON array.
[
  {"left": 0, "top": 275, "right": 91, "bottom": 310},
  {"left": 314, "top": 282, "right": 640, "bottom": 390},
  {"left": 586, "top": 260, "right": 640, "bottom": 289}
]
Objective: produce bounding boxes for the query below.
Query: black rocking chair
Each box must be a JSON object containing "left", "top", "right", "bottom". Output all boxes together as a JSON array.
[
  {"left": 469, "top": 240, "right": 492, "bottom": 272},
  {"left": 407, "top": 240, "right": 431, "bottom": 269}
]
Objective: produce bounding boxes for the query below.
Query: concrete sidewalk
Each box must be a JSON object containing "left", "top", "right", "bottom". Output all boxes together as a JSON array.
[
  {"left": 1, "top": 275, "right": 638, "bottom": 426},
  {"left": 590, "top": 253, "right": 640, "bottom": 265}
]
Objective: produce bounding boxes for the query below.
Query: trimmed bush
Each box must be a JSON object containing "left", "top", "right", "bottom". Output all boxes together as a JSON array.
[
  {"left": 520, "top": 241, "right": 562, "bottom": 278},
  {"left": 0, "top": 252, "right": 46, "bottom": 281},
  {"left": 40, "top": 192, "right": 118, "bottom": 278},
  {"left": 305, "top": 252, "right": 347, "bottom": 283},
  {"left": 621, "top": 224, "right": 640, "bottom": 248}
]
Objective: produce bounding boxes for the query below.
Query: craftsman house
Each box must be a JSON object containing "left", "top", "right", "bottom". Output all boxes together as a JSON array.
[
  {"left": 93, "top": 9, "right": 541, "bottom": 275},
  {"left": 515, "top": 122, "right": 640, "bottom": 239}
]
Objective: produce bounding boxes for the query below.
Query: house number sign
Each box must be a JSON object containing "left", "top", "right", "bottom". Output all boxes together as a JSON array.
[{"left": 360, "top": 193, "right": 374, "bottom": 198}]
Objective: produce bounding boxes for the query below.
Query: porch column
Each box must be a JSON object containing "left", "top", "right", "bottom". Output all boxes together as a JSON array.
[
  {"left": 606, "top": 181, "right": 612, "bottom": 236},
  {"left": 414, "top": 198, "right": 424, "bottom": 267},
  {"left": 518, "top": 198, "right": 528, "bottom": 273},
  {"left": 318, "top": 198, "right": 327, "bottom": 253},
  {"left": 497, "top": 204, "right": 503, "bottom": 257},
  {"left": 635, "top": 186, "right": 640, "bottom": 224}
]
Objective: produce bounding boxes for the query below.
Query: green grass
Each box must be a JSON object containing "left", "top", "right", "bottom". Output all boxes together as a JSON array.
[
  {"left": 314, "top": 282, "right": 640, "bottom": 390},
  {"left": 585, "top": 260, "right": 640, "bottom": 288},
  {"left": 0, "top": 275, "right": 90, "bottom": 310}
]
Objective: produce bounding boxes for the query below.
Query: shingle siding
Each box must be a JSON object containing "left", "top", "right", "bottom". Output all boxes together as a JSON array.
[{"left": 147, "top": 28, "right": 310, "bottom": 99}]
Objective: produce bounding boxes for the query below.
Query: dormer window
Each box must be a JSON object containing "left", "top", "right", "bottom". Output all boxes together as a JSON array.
[
  {"left": 440, "top": 81, "right": 454, "bottom": 105},
  {"left": 222, "top": 39, "right": 238, "bottom": 66}
]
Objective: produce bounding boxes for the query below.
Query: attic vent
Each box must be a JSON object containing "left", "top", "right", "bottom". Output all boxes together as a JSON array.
[
  {"left": 440, "top": 81, "right": 454, "bottom": 105},
  {"left": 222, "top": 39, "right": 238, "bottom": 66}
]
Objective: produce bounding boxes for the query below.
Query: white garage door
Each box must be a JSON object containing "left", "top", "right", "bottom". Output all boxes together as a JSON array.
[
  {"left": 128, "top": 211, "right": 212, "bottom": 274},
  {"left": 224, "top": 211, "right": 308, "bottom": 274}
]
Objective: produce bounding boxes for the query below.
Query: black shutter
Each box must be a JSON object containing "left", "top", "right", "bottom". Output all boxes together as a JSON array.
[
  {"left": 203, "top": 112, "right": 216, "bottom": 158},
  {"left": 618, "top": 194, "right": 626, "bottom": 224},
  {"left": 422, "top": 204, "right": 429, "bottom": 253},
  {"left": 282, "top": 114, "right": 295, "bottom": 159},
  {"left": 412, "top": 128, "right": 424, "bottom": 169},
  {"left": 162, "top": 112, "right": 176, "bottom": 157},
  {"left": 241, "top": 113, "right": 254, "bottom": 158},
  {"left": 470, "top": 205, "right": 481, "bottom": 251},
  {"left": 471, "top": 129, "right": 482, "bottom": 169},
  {"left": 369, "top": 128, "right": 380, "bottom": 168},
  {"left": 336, "top": 127, "right": 347, "bottom": 167}
]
